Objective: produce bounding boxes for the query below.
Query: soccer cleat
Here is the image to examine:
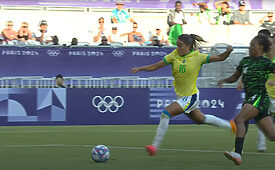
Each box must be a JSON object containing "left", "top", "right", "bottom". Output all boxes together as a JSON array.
[
  {"left": 224, "top": 151, "right": 242, "bottom": 165},
  {"left": 145, "top": 145, "right": 157, "bottom": 156},
  {"left": 229, "top": 120, "right": 237, "bottom": 133}
]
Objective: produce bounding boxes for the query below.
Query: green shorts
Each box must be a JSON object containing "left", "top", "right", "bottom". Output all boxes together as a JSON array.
[{"left": 244, "top": 93, "right": 272, "bottom": 122}]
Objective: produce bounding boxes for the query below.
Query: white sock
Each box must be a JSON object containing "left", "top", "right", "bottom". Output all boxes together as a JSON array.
[
  {"left": 257, "top": 128, "right": 266, "bottom": 150},
  {"left": 203, "top": 114, "right": 231, "bottom": 129},
  {"left": 152, "top": 113, "right": 170, "bottom": 149}
]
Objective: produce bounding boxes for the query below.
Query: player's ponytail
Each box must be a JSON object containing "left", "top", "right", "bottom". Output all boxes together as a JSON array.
[
  {"left": 178, "top": 34, "right": 207, "bottom": 51},
  {"left": 189, "top": 34, "right": 207, "bottom": 51}
]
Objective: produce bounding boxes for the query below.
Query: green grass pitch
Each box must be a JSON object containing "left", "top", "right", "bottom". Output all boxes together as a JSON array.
[{"left": 0, "top": 125, "right": 274, "bottom": 170}]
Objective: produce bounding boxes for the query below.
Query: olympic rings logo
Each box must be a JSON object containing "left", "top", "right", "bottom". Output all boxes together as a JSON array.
[
  {"left": 47, "top": 50, "right": 60, "bottom": 56},
  {"left": 112, "top": 50, "right": 124, "bottom": 57},
  {"left": 92, "top": 96, "right": 124, "bottom": 113}
]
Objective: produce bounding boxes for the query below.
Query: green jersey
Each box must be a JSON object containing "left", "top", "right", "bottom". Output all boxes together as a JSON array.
[
  {"left": 237, "top": 56, "right": 275, "bottom": 96},
  {"left": 237, "top": 56, "right": 275, "bottom": 121}
]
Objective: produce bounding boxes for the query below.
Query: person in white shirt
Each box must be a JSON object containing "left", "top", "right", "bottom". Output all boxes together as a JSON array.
[
  {"left": 108, "top": 27, "right": 123, "bottom": 44},
  {"left": 34, "top": 20, "right": 52, "bottom": 44},
  {"left": 167, "top": 1, "right": 187, "bottom": 26},
  {"left": 93, "top": 17, "right": 109, "bottom": 43},
  {"left": 150, "top": 28, "right": 169, "bottom": 46}
]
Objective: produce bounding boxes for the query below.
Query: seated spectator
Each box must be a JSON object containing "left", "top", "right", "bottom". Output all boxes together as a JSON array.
[
  {"left": 215, "top": 0, "right": 232, "bottom": 25},
  {"left": 1, "top": 21, "right": 18, "bottom": 42},
  {"left": 259, "top": 12, "right": 275, "bottom": 34},
  {"left": 0, "top": 36, "right": 5, "bottom": 45},
  {"left": 260, "top": 12, "right": 274, "bottom": 24},
  {"left": 71, "top": 38, "right": 78, "bottom": 45},
  {"left": 111, "top": 2, "right": 134, "bottom": 24},
  {"left": 193, "top": 2, "right": 215, "bottom": 25},
  {"left": 34, "top": 20, "right": 53, "bottom": 44},
  {"left": 167, "top": 1, "right": 187, "bottom": 33},
  {"left": 108, "top": 27, "right": 123, "bottom": 44},
  {"left": 98, "top": 36, "right": 110, "bottom": 46},
  {"left": 121, "top": 22, "right": 145, "bottom": 45},
  {"left": 93, "top": 17, "right": 108, "bottom": 43},
  {"left": 51, "top": 35, "right": 59, "bottom": 45},
  {"left": 55, "top": 74, "right": 67, "bottom": 88},
  {"left": 232, "top": 0, "right": 252, "bottom": 25},
  {"left": 17, "top": 22, "right": 33, "bottom": 41},
  {"left": 150, "top": 28, "right": 169, "bottom": 46}
]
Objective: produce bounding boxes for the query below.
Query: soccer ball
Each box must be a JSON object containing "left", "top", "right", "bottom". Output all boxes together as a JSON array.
[{"left": 91, "top": 145, "right": 110, "bottom": 163}]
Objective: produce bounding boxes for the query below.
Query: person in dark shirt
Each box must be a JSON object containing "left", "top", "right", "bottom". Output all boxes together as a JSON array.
[{"left": 218, "top": 35, "right": 275, "bottom": 165}]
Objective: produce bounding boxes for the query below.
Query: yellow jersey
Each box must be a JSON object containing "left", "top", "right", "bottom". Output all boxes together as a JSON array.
[
  {"left": 163, "top": 49, "right": 210, "bottom": 96},
  {"left": 265, "top": 56, "right": 275, "bottom": 98}
]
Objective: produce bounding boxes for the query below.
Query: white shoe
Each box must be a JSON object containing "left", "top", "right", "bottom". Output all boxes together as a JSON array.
[{"left": 224, "top": 151, "right": 242, "bottom": 165}]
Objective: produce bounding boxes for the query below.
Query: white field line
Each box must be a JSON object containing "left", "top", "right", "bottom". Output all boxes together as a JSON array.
[
  {"left": 0, "top": 128, "right": 258, "bottom": 133},
  {"left": 0, "top": 131, "right": 65, "bottom": 134},
  {"left": 3, "top": 144, "right": 275, "bottom": 156}
]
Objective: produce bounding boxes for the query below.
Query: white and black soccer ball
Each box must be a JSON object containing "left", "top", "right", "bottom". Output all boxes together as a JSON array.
[{"left": 91, "top": 145, "right": 110, "bottom": 163}]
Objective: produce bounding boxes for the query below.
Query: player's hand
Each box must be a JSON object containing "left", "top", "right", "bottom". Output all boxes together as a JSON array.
[
  {"left": 226, "top": 45, "right": 233, "bottom": 52},
  {"left": 131, "top": 67, "right": 141, "bottom": 73},
  {"left": 217, "top": 80, "right": 224, "bottom": 88}
]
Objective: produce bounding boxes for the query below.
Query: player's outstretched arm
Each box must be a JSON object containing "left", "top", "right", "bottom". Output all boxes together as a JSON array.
[
  {"left": 217, "top": 70, "right": 241, "bottom": 87},
  {"left": 131, "top": 60, "right": 166, "bottom": 73},
  {"left": 208, "top": 45, "right": 233, "bottom": 62}
]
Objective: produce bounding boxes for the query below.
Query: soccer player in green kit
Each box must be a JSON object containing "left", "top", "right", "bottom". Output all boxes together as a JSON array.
[{"left": 218, "top": 35, "right": 275, "bottom": 165}]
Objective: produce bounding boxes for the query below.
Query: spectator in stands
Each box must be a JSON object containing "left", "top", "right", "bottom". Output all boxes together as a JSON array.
[
  {"left": 17, "top": 22, "right": 33, "bottom": 42},
  {"left": 167, "top": 1, "right": 187, "bottom": 31},
  {"left": 167, "top": 1, "right": 187, "bottom": 45},
  {"left": 0, "top": 36, "right": 4, "bottom": 44},
  {"left": 150, "top": 28, "right": 169, "bottom": 46},
  {"left": 215, "top": 0, "right": 232, "bottom": 25},
  {"left": 98, "top": 36, "right": 110, "bottom": 46},
  {"left": 71, "top": 38, "right": 78, "bottom": 45},
  {"left": 93, "top": 17, "right": 108, "bottom": 43},
  {"left": 232, "top": 0, "right": 252, "bottom": 25},
  {"left": 260, "top": 12, "right": 274, "bottom": 24},
  {"left": 34, "top": 20, "right": 53, "bottom": 44},
  {"left": 51, "top": 35, "right": 59, "bottom": 45},
  {"left": 1, "top": 21, "right": 18, "bottom": 42},
  {"left": 121, "top": 22, "right": 145, "bottom": 45},
  {"left": 111, "top": 2, "right": 134, "bottom": 24},
  {"left": 108, "top": 27, "right": 123, "bottom": 44},
  {"left": 193, "top": 2, "right": 215, "bottom": 25},
  {"left": 55, "top": 74, "right": 67, "bottom": 88},
  {"left": 260, "top": 12, "right": 275, "bottom": 34}
]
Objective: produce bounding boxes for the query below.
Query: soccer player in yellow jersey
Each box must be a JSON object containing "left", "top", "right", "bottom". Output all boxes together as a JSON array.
[
  {"left": 257, "top": 35, "right": 275, "bottom": 152},
  {"left": 131, "top": 34, "right": 235, "bottom": 156}
]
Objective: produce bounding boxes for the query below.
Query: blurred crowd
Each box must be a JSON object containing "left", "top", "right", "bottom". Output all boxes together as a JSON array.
[{"left": 0, "top": 0, "right": 274, "bottom": 47}]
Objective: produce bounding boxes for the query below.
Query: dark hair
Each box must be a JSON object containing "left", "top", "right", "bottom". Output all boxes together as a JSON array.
[
  {"left": 258, "top": 29, "right": 271, "bottom": 36},
  {"left": 175, "top": 1, "right": 182, "bottom": 4},
  {"left": 56, "top": 74, "right": 63, "bottom": 80},
  {"left": 221, "top": 2, "right": 229, "bottom": 8},
  {"left": 71, "top": 38, "right": 78, "bottom": 45},
  {"left": 178, "top": 34, "right": 207, "bottom": 51},
  {"left": 133, "top": 22, "right": 138, "bottom": 25},
  {"left": 98, "top": 17, "right": 104, "bottom": 21},
  {"left": 52, "top": 35, "right": 59, "bottom": 45},
  {"left": 254, "top": 35, "right": 272, "bottom": 53}
]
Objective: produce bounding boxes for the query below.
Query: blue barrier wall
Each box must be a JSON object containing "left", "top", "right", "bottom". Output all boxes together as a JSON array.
[
  {"left": 0, "top": 88, "right": 244, "bottom": 126},
  {"left": 0, "top": 47, "right": 174, "bottom": 77}
]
